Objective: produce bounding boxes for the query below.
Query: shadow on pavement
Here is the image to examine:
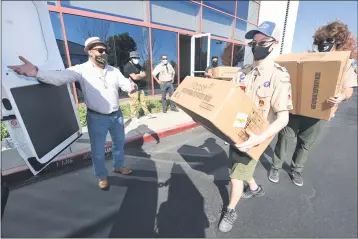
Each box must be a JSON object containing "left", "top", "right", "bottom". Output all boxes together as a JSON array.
[
  {"left": 124, "top": 124, "right": 160, "bottom": 157},
  {"left": 156, "top": 163, "right": 209, "bottom": 237},
  {"left": 107, "top": 124, "right": 160, "bottom": 237},
  {"left": 177, "top": 138, "right": 231, "bottom": 207}
]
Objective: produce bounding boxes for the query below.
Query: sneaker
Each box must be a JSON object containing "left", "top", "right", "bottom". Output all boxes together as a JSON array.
[
  {"left": 268, "top": 168, "right": 280, "bottom": 183},
  {"left": 291, "top": 171, "right": 303, "bottom": 186},
  {"left": 145, "top": 113, "right": 156, "bottom": 119},
  {"left": 218, "top": 208, "right": 237, "bottom": 233},
  {"left": 241, "top": 185, "right": 265, "bottom": 199}
]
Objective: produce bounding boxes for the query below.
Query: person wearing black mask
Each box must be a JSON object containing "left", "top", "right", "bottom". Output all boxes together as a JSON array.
[
  {"left": 8, "top": 37, "right": 136, "bottom": 190},
  {"left": 219, "top": 21, "right": 293, "bottom": 233},
  {"left": 269, "top": 20, "right": 357, "bottom": 187},
  {"left": 123, "top": 51, "right": 155, "bottom": 122},
  {"left": 204, "top": 56, "right": 219, "bottom": 78}
]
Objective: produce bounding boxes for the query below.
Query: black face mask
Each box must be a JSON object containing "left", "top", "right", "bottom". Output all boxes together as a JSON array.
[
  {"left": 252, "top": 43, "right": 273, "bottom": 61},
  {"left": 94, "top": 54, "right": 108, "bottom": 65},
  {"left": 212, "top": 61, "right": 218, "bottom": 67},
  {"left": 317, "top": 43, "right": 334, "bottom": 52}
]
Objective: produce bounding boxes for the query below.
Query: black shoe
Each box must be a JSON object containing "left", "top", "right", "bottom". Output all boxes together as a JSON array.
[
  {"left": 171, "top": 108, "right": 179, "bottom": 112},
  {"left": 241, "top": 185, "right": 265, "bottom": 199},
  {"left": 291, "top": 171, "right": 303, "bottom": 186},
  {"left": 218, "top": 208, "right": 237, "bottom": 233},
  {"left": 269, "top": 168, "right": 280, "bottom": 183}
]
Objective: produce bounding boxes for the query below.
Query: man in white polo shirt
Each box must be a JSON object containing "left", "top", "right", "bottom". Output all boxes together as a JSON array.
[{"left": 8, "top": 37, "right": 136, "bottom": 190}]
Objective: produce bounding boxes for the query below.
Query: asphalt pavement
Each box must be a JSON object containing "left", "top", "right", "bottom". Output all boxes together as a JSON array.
[{"left": 1, "top": 92, "right": 357, "bottom": 238}]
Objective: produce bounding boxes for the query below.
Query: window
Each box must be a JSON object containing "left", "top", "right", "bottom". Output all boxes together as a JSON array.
[
  {"left": 202, "top": 8, "right": 234, "bottom": 38},
  {"left": 150, "top": 1, "right": 200, "bottom": 32},
  {"left": 236, "top": 0, "right": 249, "bottom": 20},
  {"left": 60, "top": 1, "right": 147, "bottom": 21},
  {"left": 47, "top": 1, "right": 56, "bottom": 6},
  {"left": 49, "top": 12, "right": 69, "bottom": 68},
  {"left": 203, "top": 0, "right": 236, "bottom": 15},
  {"left": 49, "top": 12, "right": 79, "bottom": 99},
  {"left": 235, "top": 20, "right": 257, "bottom": 42},
  {"left": 235, "top": 19, "right": 247, "bottom": 42},
  {"left": 248, "top": 1, "right": 259, "bottom": 24},
  {"left": 210, "top": 40, "right": 232, "bottom": 66},
  {"left": 62, "top": 14, "right": 151, "bottom": 100},
  {"left": 151, "top": 29, "right": 178, "bottom": 94},
  {"left": 232, "top": 44, "right": 246, "bottom": 67}
]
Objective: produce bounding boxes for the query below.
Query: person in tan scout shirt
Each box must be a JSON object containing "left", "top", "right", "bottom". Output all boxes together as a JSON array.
[
  {"left": 152, "top": 55, "right": 179, "bottom": 113},
  {"left": 218, "top": 21, "right": 293, "bottom": 233},
  {"left": 269, "top": 20, "right": 358, "bottom": 187}
]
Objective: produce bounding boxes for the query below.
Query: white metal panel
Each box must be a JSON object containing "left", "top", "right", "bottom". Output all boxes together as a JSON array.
[
  {"left": 1, "top": 1, "right": 81, "bottom": 175},
  {"left": 258, "top": 0, "right": 299, "bottom": 57}
]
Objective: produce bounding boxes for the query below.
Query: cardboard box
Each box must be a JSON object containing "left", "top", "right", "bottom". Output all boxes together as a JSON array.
[
  {"left": 275, "top": 51, "right": 350, "bottom": 120},
  {"left": 212, "top": 66, "right": 239, "bottom": 81},
  {"left": 171, "top": 76, "right": 273, "bottom": 161}
]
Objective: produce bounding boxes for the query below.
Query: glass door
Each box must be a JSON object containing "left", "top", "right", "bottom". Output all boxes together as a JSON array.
[{"left": 190, "top": 33, "right": 211, "bottom": 77}]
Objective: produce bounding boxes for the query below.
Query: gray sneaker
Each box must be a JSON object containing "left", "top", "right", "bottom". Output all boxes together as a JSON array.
[
  {"left": 269, "top": 168, "right": 280, "bottom": 183},
  {"left": 218, "top": 208, "right": 237, "bottom": 233},
  {"left": 291, "top": 171, "right": 303, "bottom": 186},
  {"left": 241, "top": 185, "right": 265, "bottom": 199}
]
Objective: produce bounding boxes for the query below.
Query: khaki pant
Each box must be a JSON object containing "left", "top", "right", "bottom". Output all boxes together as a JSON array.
[
  {"left": 272, "top": 114, "right": 324, "bottom": 173},
  {"left": 128, "top": 90, "right": 150, "bottom": 118}
]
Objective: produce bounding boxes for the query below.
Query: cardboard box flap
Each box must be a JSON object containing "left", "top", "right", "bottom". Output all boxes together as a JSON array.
[
  {"left": 299, "top": 51, "right": 351, "bottom": 62},
  {"left": 171, "top": 77, "right": 233, "bottom": 120}
]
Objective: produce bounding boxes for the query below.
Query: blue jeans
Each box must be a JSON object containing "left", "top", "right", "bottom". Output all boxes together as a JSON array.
[
  {"left": 86, "top": 110, "right": 125, "bottom": 179},
  {"left": 160, "top": 81, "right": 176, "bottom": 111}
]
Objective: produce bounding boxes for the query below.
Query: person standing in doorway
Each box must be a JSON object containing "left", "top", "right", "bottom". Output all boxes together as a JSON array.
[
  {"left": 218, "top": 21, "right": 293, "bottom": 233},
  {"left": 123, "top": 51, "right": 155, "bottom": 123},
  {"left": 269, "top": 20, "right": 358, "bottom": 187},
  {"left": 204, "top": 56, "right": 219, "bottom": 78},
  {"left": 8, "top": 37, "right": 135, "bottom": 190},
  {"left": 152, "top": 55, "right": 179, "bottom": 113}
]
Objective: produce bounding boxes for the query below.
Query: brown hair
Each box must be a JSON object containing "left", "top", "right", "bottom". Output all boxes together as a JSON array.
[{"left": 313, "top": 20, "right": 351, "bottom": 50}]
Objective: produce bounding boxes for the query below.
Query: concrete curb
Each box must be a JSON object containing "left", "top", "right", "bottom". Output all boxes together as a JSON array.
[{"left": 2, "top": 121, "right": 200, "bottom": 185}]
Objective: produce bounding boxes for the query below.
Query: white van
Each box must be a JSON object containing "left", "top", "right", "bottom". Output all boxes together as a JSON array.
[{"left": 1, "top": 1, "right": 82, "bottom": 176}]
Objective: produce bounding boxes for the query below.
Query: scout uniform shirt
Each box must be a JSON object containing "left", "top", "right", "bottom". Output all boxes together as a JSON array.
[
  {"left": 152, "top": 63, "right": 175, "bottom": 82},
  {"left": 233, "top": 60, "right": 293, "bottom": 123}
]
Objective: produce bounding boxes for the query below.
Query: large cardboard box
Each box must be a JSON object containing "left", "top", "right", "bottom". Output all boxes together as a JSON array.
[
  {"left": 212, "top": 66, "right": 239, "bottom": 81},
  {"left": 171, "top": 76, "right": 273, "bottom": 160},
  {"left": 275, "top": 51, "right": 350, "bottom": 120}
]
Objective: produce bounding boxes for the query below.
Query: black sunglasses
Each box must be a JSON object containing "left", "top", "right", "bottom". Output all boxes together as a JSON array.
[
  {"left": 162, "top": 58, "right": 168, "bottom": 60},
  {"left": 320, "top": 38, "right": 335, "bottom": 44},
  {"left": 248, "top": 39, "right": 275, "bottom": 48},
  {"left": 92, "top": 48, "right": 108, "bottom": 54}
]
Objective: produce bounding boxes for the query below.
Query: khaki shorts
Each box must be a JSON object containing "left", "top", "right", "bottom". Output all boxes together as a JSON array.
[{"left": 229, "top": 146, "right": 258, "bottom": 181}]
